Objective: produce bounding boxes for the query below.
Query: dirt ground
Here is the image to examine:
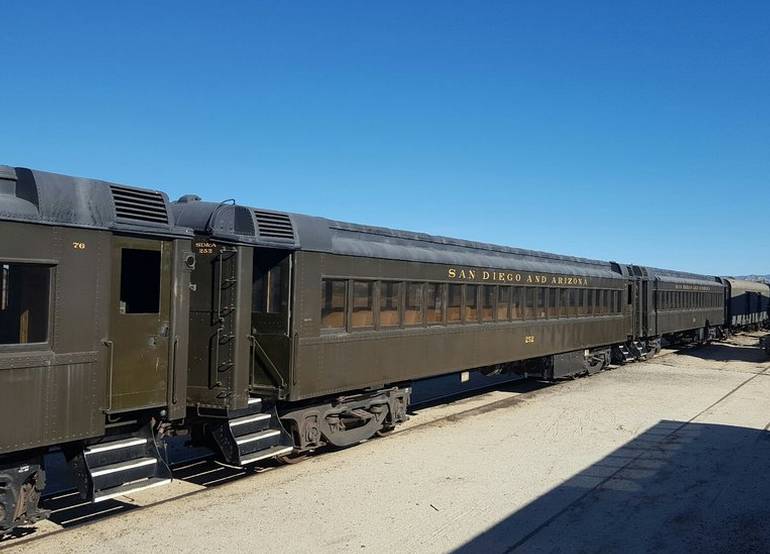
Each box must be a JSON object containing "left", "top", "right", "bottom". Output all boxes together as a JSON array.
[{"left": 3, "top": 333, "right": 770, "bottom": 553}]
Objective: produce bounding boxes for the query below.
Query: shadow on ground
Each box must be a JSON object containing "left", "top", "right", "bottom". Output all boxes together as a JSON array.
[
  {"left": 678, "top": 342, "right": 769, "bottom": 364},
  {"left": 456, "top": 419, "right": 770, "bottom": 553}
]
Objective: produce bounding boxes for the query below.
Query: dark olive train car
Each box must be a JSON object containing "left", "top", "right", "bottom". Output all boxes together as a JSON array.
[
  {"left": 724, "top": 278, "right": 770, "bottom": 329},
  {"left": 173, "top": 197, "right": 634, "bottom": 459},
  {"left": 0, "top": 166, "right": 193, "bottom": 533},
  {"left": 647, "top": 268, "right": 726, "bottom": 340}
]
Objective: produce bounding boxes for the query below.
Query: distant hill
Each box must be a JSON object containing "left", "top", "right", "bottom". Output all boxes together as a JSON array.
[{"left": 735, "top": 275, "right": 770, "bottom": 283}]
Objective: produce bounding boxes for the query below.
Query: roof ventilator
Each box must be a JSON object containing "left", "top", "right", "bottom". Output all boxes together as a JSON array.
[
  {"left": 253, "top": 210, "right": 294, "bottom": 241},
  {"left": 110, "top": 185, "right": 169, "bottom": 225}
]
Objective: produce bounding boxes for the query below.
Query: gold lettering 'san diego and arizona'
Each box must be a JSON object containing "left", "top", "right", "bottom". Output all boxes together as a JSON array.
[{"left": 447, "top": 267, "right": 589, "bottom": 286}]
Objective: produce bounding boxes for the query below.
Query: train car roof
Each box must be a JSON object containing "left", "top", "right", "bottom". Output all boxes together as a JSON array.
[
  {"left": 724, "top": 277, "right": 770, "bottom": 294},
  {"left": 0, "top": 165, "right": 192, "bottom": 238},
  {"left": 171, "top": 197, "right": 625, "bottom": 279},
  {"left": 644, "top": 267, "right": 724, "bottom": 288}
]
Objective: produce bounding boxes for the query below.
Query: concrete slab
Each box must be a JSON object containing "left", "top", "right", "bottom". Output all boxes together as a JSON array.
[{"left": 3, "top": 336, "right": 769, "bottom": 553}]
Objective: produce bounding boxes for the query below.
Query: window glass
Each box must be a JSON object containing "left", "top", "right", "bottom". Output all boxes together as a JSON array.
[
  {"left": 524, "top": 287, "right": 535, "bottom": 319},
  {"left": 577, "top": 289, "right": 585, "bottom": 316},
  {"left": 568, "top": 288, "right": 578, "bottom": 317},
  {"left": 536, "top": 288, "right": 547, "bottom": 318},
  {"left": 404, "top": 282, "right": 424, "bottom": 326},
  {"left": 547, "top": 287, "right": 558, "bottom": 318},
  {"left": 586, "top": 289, "right": 594, "bottom": 315},
  {"left": 380, "top": 281, "right": 402, "bottom": 327},
  {"left": 511, "top": 287, "right": 522, "bottom": 320},
  {"left": 464, "top": 285, "right": 478, "bottom": 322},
  {"left": 497, "top": 286, "right": 510, "bottom": 320},
  {"left": 120, "top": 249, "right": 161, "bottom": 314},
  {"left": 0, "top": 263, "right": 50, "bottom": 345},
  {"left": 481, "top": 285, "right": 495, "bottom": 321},
  {"left": 351, "top": 281, "right": 374, "bottom": 328},
  {"left": 559, "top": 288, "right": 568, "bottom": 317},
  {"left": 426, "top": 283, "right": 444, "bottom": 324},
  {"left": 614, "top": 290, "right": 621, "bottom": 313},
  {"left": 447, "top": 284, "right": 462, "bottom": 322},
  {"left": 321, "top": 279, "right": 347, "bottom": 330},
  {"left": 603, "top": 289, "right": 610, "bottom": 314}
]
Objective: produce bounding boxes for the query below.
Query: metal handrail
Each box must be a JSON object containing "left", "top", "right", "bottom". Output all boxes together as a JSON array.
[
  {"left": 249, "top": 334, "right": 287, "bottom": 390},
  {"left": 102, "top": 339, "right": 114, "bottom": 412}
]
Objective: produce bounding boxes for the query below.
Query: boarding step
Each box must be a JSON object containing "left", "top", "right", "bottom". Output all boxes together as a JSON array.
[
  {"left": 210, "top": 397, "right": 294, "bottom": 466},
  {"left": 612, "top": 344, "right": 636, "bottom": 364},
  {"left": 629, "top": 340, "right": 648, "bottom": 360},
  {"left": 72, "top": 423, "right": 171, "bottom": 503},
  {"left": 239, "top": 445, "right": 295, "bottom": 466}
]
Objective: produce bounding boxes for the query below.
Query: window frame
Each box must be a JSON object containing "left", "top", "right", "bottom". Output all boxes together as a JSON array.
[
  {"left": 425, "top": 282, "right": 447, "bottom": 325},
  {"left": 320, "top": 278, "right": 348, "bottom": 333},
  {"left": 0, "top": 260, "right": 55, "bottom": 351},
  {"left": 404, "top": 281, "right": 425, "bottom": 326},
  {"left": 350, "top": 279, "right": 376, "bottom": 331},
  {"left": 378, "top": 280, "right": 403, "bottom": 329}
]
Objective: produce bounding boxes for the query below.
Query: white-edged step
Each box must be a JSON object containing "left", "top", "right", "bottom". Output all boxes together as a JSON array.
[
  {"left": 235, "top": 429, "right": 281, "bottom": 446},
  {"left": 93, "top": 477, "right": 172, "bottom": 503},
  {"left": 239, "top": 445, "right": 295, "bottom": 466},
  {"left": 229, "top": 413, "right": 271, "bottom": 429}
]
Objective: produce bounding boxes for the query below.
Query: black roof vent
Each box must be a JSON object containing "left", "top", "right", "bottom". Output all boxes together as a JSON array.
[
  {"left": 253, "top": 210, "right": 294, "bottom": 241},
  {"left": 110, "top": 185, "right": 169, "bottom": 225}
]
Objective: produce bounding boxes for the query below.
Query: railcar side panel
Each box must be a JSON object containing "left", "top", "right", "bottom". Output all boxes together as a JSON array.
[
  {"left": 290, "top": 251, "right": 628, "bottom": 401},
  {"left": 0, "top": 221, "right": 109, "bottom": 455}
]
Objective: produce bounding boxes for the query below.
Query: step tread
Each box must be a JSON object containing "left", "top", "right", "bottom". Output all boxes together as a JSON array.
[
  {"left": 239, "top": 445, "right": 294, "bottom": 466},
  {"left": 85, "top": 437, "right": 148, "bottom": 455},
  {"left": 229, "top": 413, "right": 271, "bottom": 428},
  {"left": 93, "top": 476, "right": 172, "bottom": 503},
  {"left": 236, "top": 429, "right": 281, "bottom": 446},
  {"left": 90, "top": 456, "right": 158, "bottom": 477}
]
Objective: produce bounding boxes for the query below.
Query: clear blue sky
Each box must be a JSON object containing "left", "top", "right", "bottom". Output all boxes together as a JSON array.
[{"left": 1, "top": 1, "right": 768, "bottom": 275}]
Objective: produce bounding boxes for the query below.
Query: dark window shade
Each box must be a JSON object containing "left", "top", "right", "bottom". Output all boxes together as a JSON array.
[{"left": 120, "top": 249, "right": 161, "bottom": 314}]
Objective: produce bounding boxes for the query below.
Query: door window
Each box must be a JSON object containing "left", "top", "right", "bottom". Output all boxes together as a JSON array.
[{"left": 120, "top": 249, "right": 161, "bottom": 314}]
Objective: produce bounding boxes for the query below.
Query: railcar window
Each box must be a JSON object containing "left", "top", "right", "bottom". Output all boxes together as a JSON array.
[
  {"left": 321, "top": 279, "right": 347, "bottom": 330},
  {"left": 522, "top": 287, "right": 534, "bottom": 319},
  {"left": 464, "top": 285, "right": 479, "bottom": 322},
  {"left": 566, "top": 288, "right": 576, "bottom": 317},
  {"left": 253, "top": 254, "right": 286, "bottom": 314},
  {"left": 497, "top": 286, "right": 510, "bottom": 320},
  {"left": 380, "top": 281, "right": 402, "bottom": 327},
  {"left": 614, "top": 290, "right": 621, "bottom": 313},
  {"left": 481, "top": 285, "right": 495, "bottom": 321},
  {"left": 511, "top": 287, "right": 522, "bottom": 320},
  {"left": 426, "top": 283, "right": 445, "bottom": 324},
  {"left": 559, "top": 288, "right": 568, "bottom": 317},
  {"left": 628, "top": 285, "right": 633, "bottom": 305},
  {"left": 547, "top": 287, "right": 558, "bottom": 318},
  {"left": 351, "top": 281, "right": 374, "bottom": 328},
  {"left": 0, "top": 263, "right": 50, "bottom": 345},
  {"left": 586, "top": 289, "right": 594, "bottom": 315},
  {"left": 536, "top": 288, "right": 547, "bottom": 319},
  {"left": 601, "top": 290, "right": 609, "bottom": 314},
  {"left": 447, "top": 284, "right": 462, "bottom": 322},
  {"left": 577, "top": 289, "right": 585, "bottom": 316},
  {"left": 120, "top": 249, "right": 161, "bottom": 314},
  {"left": 404, "top": 282, "right": 424, "bottom": 326}
]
